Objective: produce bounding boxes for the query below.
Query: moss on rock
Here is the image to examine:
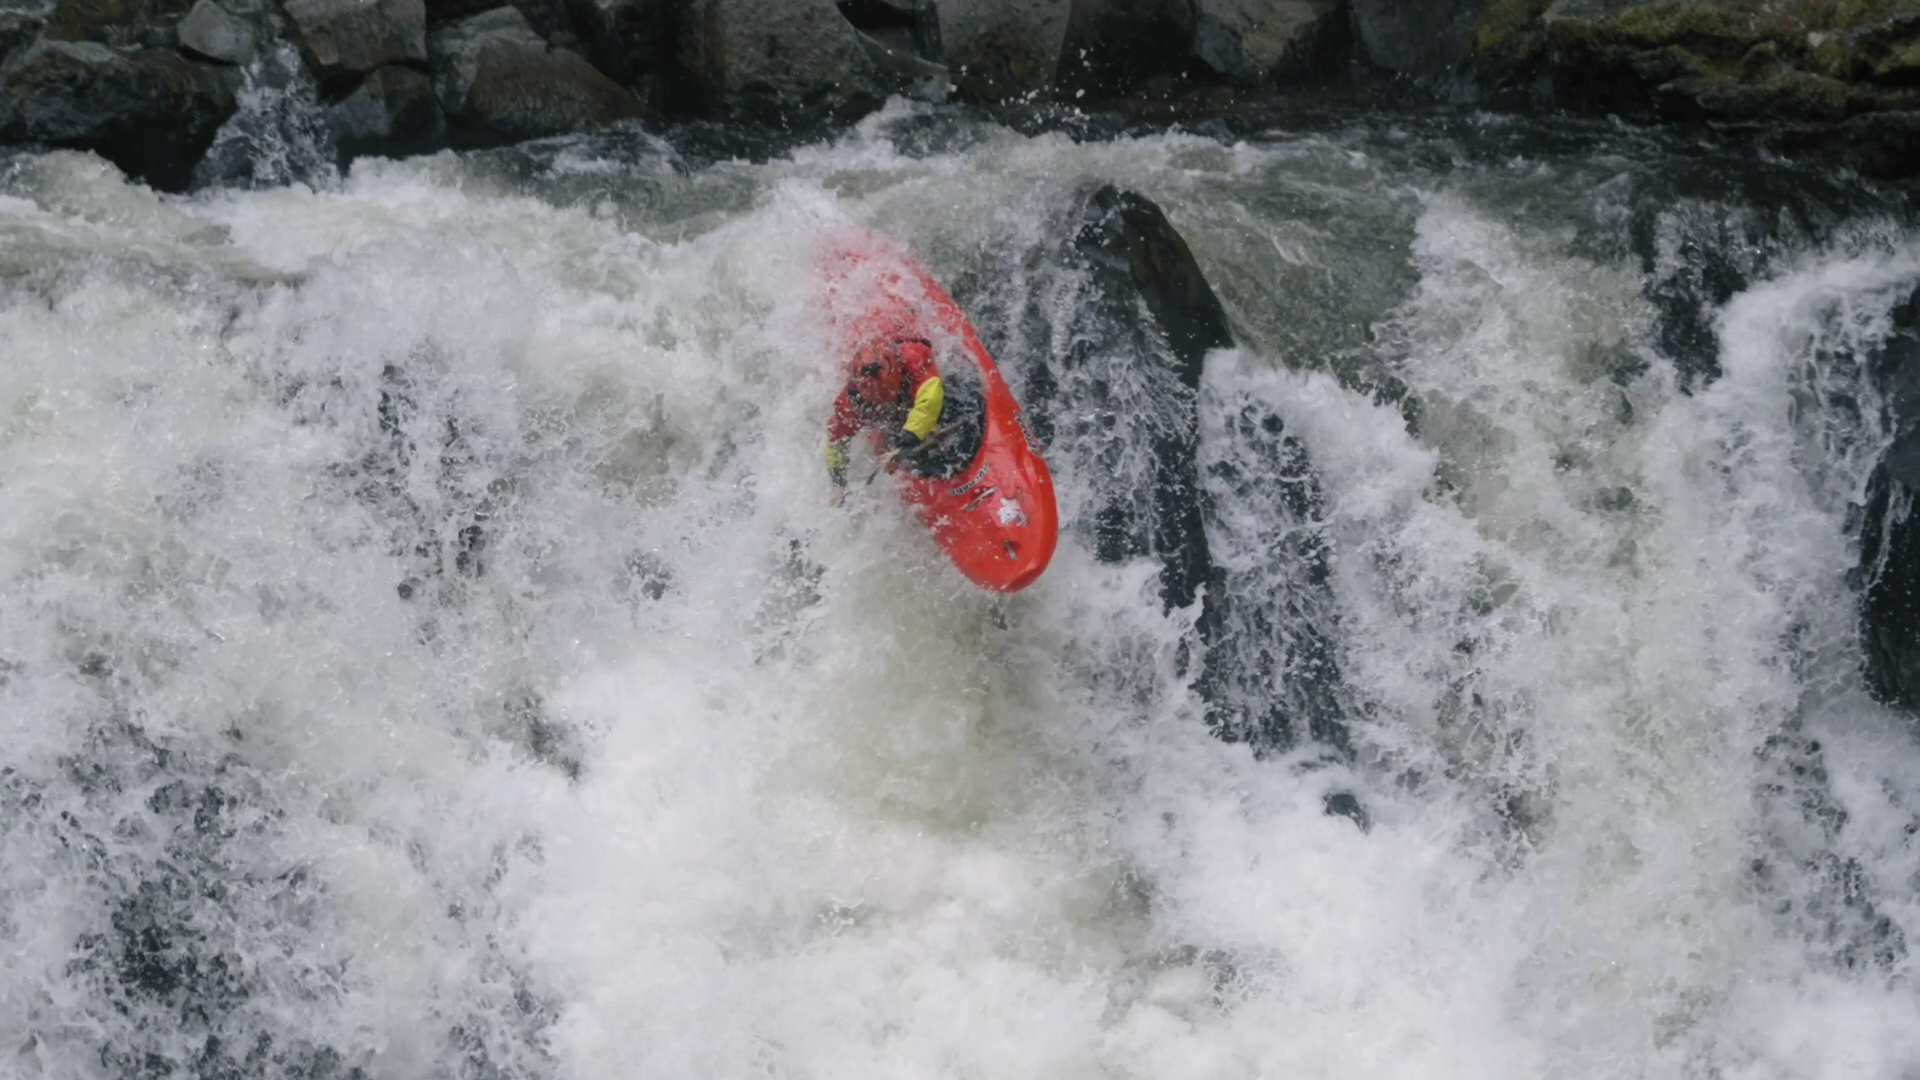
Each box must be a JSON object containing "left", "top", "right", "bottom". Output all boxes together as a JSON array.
[{"left": 1475, "top": 0, "right": 1553, "bottom": 56}]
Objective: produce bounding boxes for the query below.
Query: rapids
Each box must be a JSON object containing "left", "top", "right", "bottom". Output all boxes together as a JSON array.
[{"left": 2, "top": 104, "right": 1918, "bottom": 1078}]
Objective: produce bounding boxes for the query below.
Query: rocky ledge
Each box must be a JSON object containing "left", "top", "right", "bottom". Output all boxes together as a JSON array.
[{"left": 4, "top": 0, "right": 1920, "bottom": 191}]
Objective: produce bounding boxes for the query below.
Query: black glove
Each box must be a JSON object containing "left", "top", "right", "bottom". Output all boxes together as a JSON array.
[{"left": 886, "top": 429, "right": 923, "bottom": 453}]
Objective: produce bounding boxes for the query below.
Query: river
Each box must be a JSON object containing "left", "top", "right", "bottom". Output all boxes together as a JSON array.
[{"left": 2, "top": 102, "right": 1917, "bottom": 1078}]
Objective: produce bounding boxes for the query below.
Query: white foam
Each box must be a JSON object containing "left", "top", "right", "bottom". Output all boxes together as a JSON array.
[{"left": 0, "top": 136, "right": 1915, "bottom": 1079}]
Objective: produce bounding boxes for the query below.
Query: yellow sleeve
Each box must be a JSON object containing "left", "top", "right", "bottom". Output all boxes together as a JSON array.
[{"left": 903, "top": 376, "right": 943, "bottom": 441}]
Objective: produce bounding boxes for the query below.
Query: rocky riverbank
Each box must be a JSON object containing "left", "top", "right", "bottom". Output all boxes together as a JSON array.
[{"left": 4, "top": 0, "right": 1920, "bottom": 191}]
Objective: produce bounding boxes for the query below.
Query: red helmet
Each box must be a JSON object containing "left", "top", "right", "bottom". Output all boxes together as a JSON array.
[{"left": 846, "top": 340, "right": 906, "bottom": 405}]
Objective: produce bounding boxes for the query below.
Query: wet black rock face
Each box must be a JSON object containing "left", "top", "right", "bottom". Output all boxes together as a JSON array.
[
  {"left": 1064, "top": 184, "right": 1229, "bottom": 613},
  {"left": 0, "top": 39, "right": 241, "bottom": 189},
  {"left": 989, "top": 181, "right": 1353, "bottom": 759},
  {"left": 1860, "top": 284, "right": 1920, "bottom": 717},
  {"left": 1197, "top": 403, "right": 1348, "bottom": 755},
  {"left": 1754, "top": 726, "right": 1908, "bottom": 973}
]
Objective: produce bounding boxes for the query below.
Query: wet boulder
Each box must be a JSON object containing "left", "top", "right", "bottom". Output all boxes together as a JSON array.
[
  {"left": 1027, "top": 182, "right": 1352, "bottom": 757},
  {"left": 1606, "top": 154, "right": 1886, "bottom": 393},
  {"left": 41, "top": 0, "right": 180, "bottom": 48},
  {"left": 327, "top": 61, "right": 443, "bottom": 161},
  {"left": 426, "top": 0, "right": 576, "bottom": 47},
  {"left": 1074, "top": 184, "right": 1233, "bottom": 396},
  {"left": 1197, "top": 399, "right": 1348, "bottom": 754},
  {"left": 0, "top": 39, "right": 239, "bottom": 190},
  {"left": 1, "top": 8, "right": 44, "bottom": 65},
  {"left": 936, "top": 0, "right": 1068, "bottom": 100},
  {"left": 676, "top": 0, "right": 947, "bottom": 120},
  {"left": 563, "top": 0, "right": 675, "bottom": 86},
  {"left": 1191, "top": 0, "right": 1345, "bottom": 85},
  {"left": 1860, "top": 284, "right": 1920, "bottom": 717},
  {"left": 175, "top": 0, "right": 256, "bottom": 62},
  {"left": 837, "top": 0, "right": 941, "bottom": 58},
  {"left": 1056, "top": 0, "right": 1194, "bottom": 94},
  {"left": 1536, "top": 1, "right": 1920, "bottom": 123},
  {"left": 1351, "top": 0, "right": 1479, "bottom": 82},
  {"left": 430, "top": 5, "right": 645, "bottom": 145},
  {"left": 284, "top": 0, "right": 427, "bottom": 89},
  {"left": 1054, "top": 185, "right": 1224, "bottom": 611}
]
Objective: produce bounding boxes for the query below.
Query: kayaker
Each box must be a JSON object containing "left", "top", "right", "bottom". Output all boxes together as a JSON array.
[{"left": 825, "top": 335, "right": 962, "bottom": 505}]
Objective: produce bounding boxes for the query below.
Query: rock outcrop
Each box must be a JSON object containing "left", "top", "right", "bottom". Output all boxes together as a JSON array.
[
  {"left": 937, "top": 0, "right": 1067, "bottom": 99},
  {"left": 284, "top": 0, "right": 426, "bottom": 88},
  {"left": 431, "top": 6, "right": 642, "bottom": 145},
  {"left": 1008, "top": 182, "right": 1353, "bottom": 756},
  {"left": 176, "top": 0, "right": 256, "bottom": 62},
  {"left": 326, "top": 59, "right": 441, "bottom": 159},
  {"left": 1860, "top": 285, "right": 1920, "bottom": 717},
  {"left": 1192, "top": 0, "right": 1345, "bottom": 85},
  {"left": 1470, "top": 0, "right": 1920, "bottom": 175},
  {"left": 7, "top": 0, "right": 1920, "bottom": 189},
  {"left": 677, "top": 0, "right": 947, "bottom": 120},
  {"left": 563, "top": 0, "right": 672, "bottom": 86},
  {"left": 1065, "top": 183, "right": 1225, "bottom": 611},
  {"left": 1351, "top": 0, "right": 1478, "bottom": 81},
  {"left": 1056, "top": 0, "right": 1193, "bottom": 92},
  {"left": 0, "top": 39, "right": 239, "bottom": 189}
]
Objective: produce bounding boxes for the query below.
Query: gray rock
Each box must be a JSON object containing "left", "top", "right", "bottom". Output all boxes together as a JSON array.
[
  {"left": 937, "top": 0, "right": 1069, "bottom": 100},
  {"left": 1350, "top": 0, "right": 1479, "bottom": 81},
  {"left": 1862, "top": 288, "right": 1920, "bottom": 717},
  {"left": 678, "top": 0, "right": 946, "bottom": 118},
  {"left": 2, "top": 8, "right": 48, "bottom": 65},
  {"left": 328, "top": 62, "right": 442, "bottom": 159},
  {"left": 42, "top": 0, "right": 160, "bottom": 47},
  {"left": 678, "top": 0, "right": 862, "bottom": 102},
  {"left": 427, "top": 0, "right": 573, "bottom": 44},
  {"left": 836, "top": 0, "right": 940, "bottom": 58},
  {"left": 0, "top": 39, "right": 239, "bottom": 189},
  {"left": 431, "top": 6, "right": 644, "bottom": 144},
  {"left": 563, "top": 0, "right": 672, "bottom": 84},
  {"left": 857, "top": 26, "right": 950, "bottom": 100},
  {"left": 1191, "top": 0, "right": 1343, "bottom": 84},
  {"left": 1057, "top": 0, "right": 1193, "bottom": 94},
  {"left": 176, "top": 0, "right": 255, "bottom": 62},
  {"left": 284, "top": 0, "right": 426, "bottom": 83}
]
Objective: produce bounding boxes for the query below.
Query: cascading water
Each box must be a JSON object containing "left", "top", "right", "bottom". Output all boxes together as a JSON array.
[{"left": 2, "top": 103, "right": 1918, "bottom": 1078}]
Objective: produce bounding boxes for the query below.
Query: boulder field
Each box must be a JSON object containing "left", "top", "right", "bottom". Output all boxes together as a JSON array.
[{"left": 5, "top": 0, "right": 1920, "bottom": 189}]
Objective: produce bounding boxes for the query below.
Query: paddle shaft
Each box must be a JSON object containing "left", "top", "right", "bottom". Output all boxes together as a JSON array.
[{"left": 865, "top": 423, "right": 961, "bottom": 485}]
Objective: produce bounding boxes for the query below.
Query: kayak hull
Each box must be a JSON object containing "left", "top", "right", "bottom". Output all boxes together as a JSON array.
[{"left": 819, "top": 230, "right": 1058, "bottom": 593}]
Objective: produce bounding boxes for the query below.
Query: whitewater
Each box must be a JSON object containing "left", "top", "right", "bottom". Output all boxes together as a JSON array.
[{"left": 2, "top": 105, "right": 1918, "bottom": 1079}]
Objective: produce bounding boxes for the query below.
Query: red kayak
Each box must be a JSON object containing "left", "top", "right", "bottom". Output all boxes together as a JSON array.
[{"left": 817, "top": 229, "right": 1058, "bottom": 593}]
